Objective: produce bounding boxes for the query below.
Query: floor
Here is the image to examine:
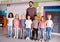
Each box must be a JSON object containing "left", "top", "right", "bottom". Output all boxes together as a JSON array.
[{"left": 0, "top": 27, "right": 60, "bottom": 42}]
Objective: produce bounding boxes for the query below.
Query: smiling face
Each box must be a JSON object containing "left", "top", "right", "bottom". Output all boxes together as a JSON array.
[
  {"left": 47, "top": 14, "right": 52, "bottom": 20},
  {"left": 15, "top": 14, "right": 19, "bottom": 19},
  {"left": 27, "top": 16, "right": 30, "bottom": 20},
  {"left": 10, "top": 14, "right": 12, "bottom": 18}
]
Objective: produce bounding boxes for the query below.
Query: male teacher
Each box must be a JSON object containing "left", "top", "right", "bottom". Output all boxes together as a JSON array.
[
  {"left": 26, "top": 1, "right": 36, "bottom": 20},
  {"left": 26, "top": 1, "right": 37, "bottom": 40}
]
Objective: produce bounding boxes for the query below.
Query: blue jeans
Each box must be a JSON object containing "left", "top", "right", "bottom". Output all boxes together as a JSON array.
[
  {"left": 46, "top": 27, "right": 51, "bottom": 40},
  {"left": 40, "top": 28, "right": 44, "bottom": 39},
  {"left": 8, "top": 26, "right": 12, "bottom": 37},
  {"left": 26, "top": 28, "right": 30, "bottom": 37}
]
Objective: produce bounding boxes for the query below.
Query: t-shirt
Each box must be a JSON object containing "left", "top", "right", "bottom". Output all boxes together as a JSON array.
[
  {"left": 25, "top": 20, "right": 32, "bottom": 28},
  {"left": 46, "top": 20, "right": 53, "bottom": 28},
  {"left": 33, "top": 20, "right": 38, "bottom": 28},
  {"left": 7, "top": 18, "right": 14, "bottom": 26},
  {"left": 39, "top": 21, "right": 46, "bottom": 28},
  {"left": 14, "top": 19, "right": 20, "bottom": 28},
  {"left": 20, "top": 19, "right": 25, "bottom": 28}
]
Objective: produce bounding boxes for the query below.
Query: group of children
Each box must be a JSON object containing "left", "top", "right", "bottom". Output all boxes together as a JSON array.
[{"left": 7, "top": 12, "right": 54, "bottom": 41}]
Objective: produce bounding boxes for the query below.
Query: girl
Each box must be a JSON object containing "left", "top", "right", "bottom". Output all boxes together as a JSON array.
[
  {"left": 7, "top": 12, "right": 14, "bottom": 37},
  {"left": 20, "top": 14, "right": 26, "bottom": 39},
  {"left": 39, "top": 16, "right": 46, "bottom": 42},
  {"left": 13, "top": 14, "right": 20, "bottom": 39},
  {"left": 46, "top": 14, "right": 54, "bottom": 40},
  {"left": 25, "top": 15, "right": 32, "bottom": 40}
]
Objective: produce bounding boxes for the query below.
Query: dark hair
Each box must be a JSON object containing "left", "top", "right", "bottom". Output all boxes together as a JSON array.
[
  {"left": 29, "top": 1, "right": 34, "bottom": 4},
  {"left": 8, "top": 12, "right": 14, "bottom": 18}
]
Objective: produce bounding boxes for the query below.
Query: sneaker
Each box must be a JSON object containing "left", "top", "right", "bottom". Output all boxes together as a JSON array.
[
  {"left": 14, "top": 36, "right": 16, "bottom": 38},
  {"left": 27, "top": 37, "right": 30, "bottom": 40}
]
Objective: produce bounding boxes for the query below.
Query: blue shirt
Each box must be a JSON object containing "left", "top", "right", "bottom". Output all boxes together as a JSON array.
[{"left": 20, "top": 19, "right": 25, "bottom": 28}]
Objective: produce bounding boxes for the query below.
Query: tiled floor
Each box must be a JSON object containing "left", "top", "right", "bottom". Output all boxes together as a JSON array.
[{"left": 0, "top": 27, "right": 60, "bottom": 42}]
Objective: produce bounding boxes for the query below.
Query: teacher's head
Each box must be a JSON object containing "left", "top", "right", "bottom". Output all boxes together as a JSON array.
[{"left": 29, "top": 1, "right": 33, "bottom": 7}]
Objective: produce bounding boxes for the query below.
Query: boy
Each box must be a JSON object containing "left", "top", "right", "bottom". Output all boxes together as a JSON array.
[
  {"left": 25, "top": 15, "right": 32, "bottom": 40},
  {"left": 32, "top": 15, "right": 38, "bottom": 40}
]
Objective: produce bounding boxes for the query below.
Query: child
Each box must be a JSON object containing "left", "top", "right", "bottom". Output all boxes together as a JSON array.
[
  {"left": 46, "top": 14, "right": 53, "bottom": 40},
  {"left": 39, "top": 16, "right": 46, "bottom": 42},
  {"left": 25, "top": 15, "right": 32, "bottom": 40},
  {"left": 13, "top": 14, "right": 20, "bottom": 39},
  {"left": 32, "top": 15, "right": 38, "bottom": 40},
  {"left": 7, "top": 12, "right": 14, "bottom": 37},
  {"left": 20, "top": 14, "right": 26, "bottom": 39}
]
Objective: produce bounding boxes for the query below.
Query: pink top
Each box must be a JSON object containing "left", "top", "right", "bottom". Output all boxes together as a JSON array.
[
  {"left": 14, "top": 19, "right": 20, "bottom": 28},
  {"left": 39, "top": 21, "right": 46, "bottom": 28}
]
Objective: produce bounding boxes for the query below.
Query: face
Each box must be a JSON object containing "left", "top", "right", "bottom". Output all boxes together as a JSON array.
[
  {"left": 27, "top": 16, "right": 30, "bottom": 20},
  {"left": 48, "top": 15, "right": 52, "bottom": 20},
  {"left": 35, "top": 16, "right": 37, "bottom": 20},
  {"left": 10, "top": 14, "right": 12, "bottom": 18},
  {"left": 15, "top": 14, "right": 19, "bottom": 19},
  {"left": 29, "top": 2, "right": 33, "bottom": 7},
  {"left": 41, "top": 17, "right": 44, "bottom": 21}
]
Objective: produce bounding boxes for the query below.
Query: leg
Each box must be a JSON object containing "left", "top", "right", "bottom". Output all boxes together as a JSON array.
[
  {"left": 16, "top": 28, "right": 19, "bottom": 38},
  {"left": 40, "top": 28, "right": 44, "bottom": 39},
  {"left": 8, "top": 26, "right": 10, "bottom": 37},
  {"left": 14, "top": 28, "right": 16, "bottom": 38},
  {"left": 10, "top": 26, "right": 12, "bottom": 37},
  {"left": 48, "top": 28, "right": 51, "bottom": 40},
  {"left": 36, "top": 28, "right": 38, "bottom": 40},
  {"left": 32, "top": 29, "right": 34, "bottom": 39}
]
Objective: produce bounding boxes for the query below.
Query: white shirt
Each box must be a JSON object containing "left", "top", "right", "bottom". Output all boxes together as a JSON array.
[
  {"left": 46, "top": 20, "right": 53, "bottom": 28},
  {"left": 25, "top": 20, "right": 32, "bottom": 28},
  {"left": 7, "top": 18, "right": 14, "bottom": 26}
]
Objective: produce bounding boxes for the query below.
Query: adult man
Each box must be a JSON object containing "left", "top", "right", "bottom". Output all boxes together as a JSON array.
[{"left": 26, "top": 1, "right": 36, "bottom": 20}]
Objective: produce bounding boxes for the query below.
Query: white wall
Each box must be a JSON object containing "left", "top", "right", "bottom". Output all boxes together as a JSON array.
[{"left": 7, "top": 3, "right": 29, "bottom": 19}]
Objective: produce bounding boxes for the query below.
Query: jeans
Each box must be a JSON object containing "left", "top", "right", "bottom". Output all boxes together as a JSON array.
[
  {"left": 14, "top": 27, "right": 19, "bottom": 38},
  {"left": 40, "top": 28, "right": 44, "bottom": 39},
  {"left": 20, "top": 28, "right": 25, "bottom": 38},
  {"left": 8, "top": 26, "right": 12, "bottom": 37},
  {"left": 26, "top": 28, "right": 30, "bottom": 38},
  {"left": 46, "top": 27, "right": 51, "bottom": 40}
]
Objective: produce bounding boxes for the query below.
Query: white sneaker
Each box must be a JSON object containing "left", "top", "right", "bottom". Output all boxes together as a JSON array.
[{"left": 27, "top": 37, "right": 30, "bottom": 40}]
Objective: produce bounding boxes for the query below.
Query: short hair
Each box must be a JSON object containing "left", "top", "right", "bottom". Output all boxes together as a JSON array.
[
  {"left": 8, "top": 12, "right": 14, "bottom": 18},
  {"left": 29, "top": 1, "right": 34, "bottom": 4}
]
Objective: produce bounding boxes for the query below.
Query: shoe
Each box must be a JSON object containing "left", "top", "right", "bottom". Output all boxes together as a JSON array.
[
  {"left": 26, "top": 37, "right": 28, "bottom": 40},
  {"left": 14, "top": 36, "right": 16, "bottom": 38}
]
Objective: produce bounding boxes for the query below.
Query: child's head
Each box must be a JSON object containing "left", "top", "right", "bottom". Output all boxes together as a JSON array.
[
  {"left": 34, "top": 15, "right": 37, "bottom": 20},
  {"left": 27, "top": 15, "right": 30, "bottom": 20},
  {"left": 21, "top": 14, "right": 25, "bottom": 19},
  {"left": 41, "top": 16, "right": 45, "bottom": 22},
  {"left": 8, "top": 12, "right": 14, "bottom": 18},
  {"left": 15, "top": 14, "right": 19, "bottom": 19},
  {"left": 47, "top": 14, "right": 52, "bottom": 20}
]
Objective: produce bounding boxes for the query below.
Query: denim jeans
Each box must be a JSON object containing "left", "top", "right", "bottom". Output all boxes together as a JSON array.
[
  {"left": 20, "top": 28, "right": 25, "bottom": 38},
  {"left": 14, "top": 27, "right": 19, "bottom": 38},
  {"left": 40, "top": 28, "right": 44, "bottom": 39},
  {"left": 46, "top": 27, "right": 51, "bottom": 40},
  {"left": 8, "top": 26, "right": 12, "bottom": 37},
  {"left": 26, "top": 28, "right": 30, "bottom": 38}
]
